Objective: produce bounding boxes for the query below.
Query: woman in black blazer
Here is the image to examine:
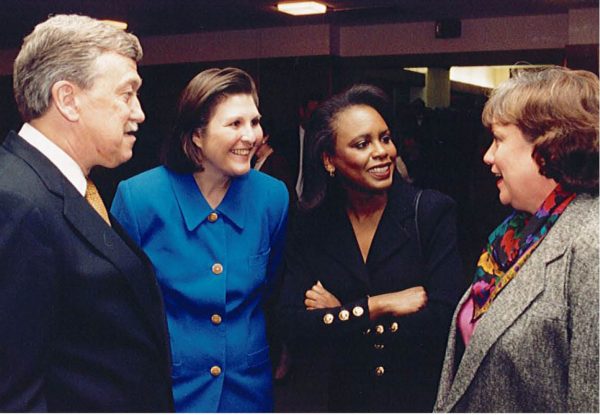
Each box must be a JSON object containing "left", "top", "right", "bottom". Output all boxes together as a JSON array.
[{"left": 278, "top": 84, "right": 465, "bottom": 412}]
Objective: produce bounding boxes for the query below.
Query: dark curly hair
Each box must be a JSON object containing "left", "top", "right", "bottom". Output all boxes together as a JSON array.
[
  {"left": 299, "top": 84, "right": 394, "bottom": 211},
  {"left": 482, "top": 66, "right": 599, "bottom": 194}
]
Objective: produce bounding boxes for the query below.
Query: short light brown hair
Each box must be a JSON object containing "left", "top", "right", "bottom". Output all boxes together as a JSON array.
[
  {"left": 161, "top": 67, "right": 259, "bottom": 173},
  {"left": 13, "top": 14, "right": 143, "bottom": 122},
  {"left": 482, "top": 66, "right": 599, "bottom": 194}
]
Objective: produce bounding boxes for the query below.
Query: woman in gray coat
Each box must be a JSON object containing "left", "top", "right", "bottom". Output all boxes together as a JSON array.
[{"left": 434, "top": 66, "right": 598, "bottom": 413}]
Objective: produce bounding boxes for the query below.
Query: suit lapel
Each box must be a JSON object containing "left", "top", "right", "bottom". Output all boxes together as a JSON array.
[
  {"left": 434, "top": 287, "right": 470, "bottom": 411},
  {"left": 367, "top": 178, "right": 414, "bottom": 266},
  {"left": 442, "top": 219, "right": 570, "bottom": 411},
  {"left": 64, "top": 190, "right": 159, "bottom": 306},
  {"left": 318, "top": 177, "right": 414, "bottom": 289},
  {"left": 319, "top": 205, "right": 370, "bottom": 287},
  {"left": 111, "top": 216, "right": 170, "bottom": 349},
  {"left": 5, "top": 132, "right": 167, "bottom": 345}
]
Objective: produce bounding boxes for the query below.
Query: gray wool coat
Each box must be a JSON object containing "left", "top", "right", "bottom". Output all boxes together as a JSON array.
[{"left": 434, "top": 194, "right": 599, "bottom": 413}]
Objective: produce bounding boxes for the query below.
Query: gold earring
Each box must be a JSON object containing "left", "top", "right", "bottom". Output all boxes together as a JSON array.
[{"left": 328, "top": 168, "right": 335, "bottom": 177}]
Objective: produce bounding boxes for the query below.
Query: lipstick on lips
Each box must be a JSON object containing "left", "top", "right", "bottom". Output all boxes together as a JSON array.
[
  {"left": 230, "top": 148, "right": 252, "bottom": 157},
  {"left": 368, "top": 162, "right": 393, "bottom": 179}
]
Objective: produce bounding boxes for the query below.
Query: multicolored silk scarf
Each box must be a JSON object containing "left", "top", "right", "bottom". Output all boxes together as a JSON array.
[{"left": 471, "top": 185, "right": 576, "bottom": 320}]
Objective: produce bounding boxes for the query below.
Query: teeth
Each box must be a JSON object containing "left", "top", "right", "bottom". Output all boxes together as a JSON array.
[
  {"left": 231, "top": 149, "right": 251, "bottom": 156},
  {"left": 369, "top": 166, "right": 389, "bottom": 173}
]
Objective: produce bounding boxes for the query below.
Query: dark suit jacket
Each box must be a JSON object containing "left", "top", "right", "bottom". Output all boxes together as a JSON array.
[
  {"left": 278, "top": 177, "right": 465, "bottom": 412},
  {"left": 0, "top": 131, "right": 174, "bottom": 412}
]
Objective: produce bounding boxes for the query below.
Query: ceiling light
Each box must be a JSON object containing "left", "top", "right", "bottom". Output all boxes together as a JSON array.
[
  {"left": 101, "top": 20, "right": 128, "bottom": 30},
  {"left": 277, "top": 1, "right": 327, "bottom": 16}
]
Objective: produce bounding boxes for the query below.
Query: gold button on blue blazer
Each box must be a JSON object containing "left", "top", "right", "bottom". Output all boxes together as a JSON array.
[{"left": 112, "top": 166, "right": 288, "bottom": 412}]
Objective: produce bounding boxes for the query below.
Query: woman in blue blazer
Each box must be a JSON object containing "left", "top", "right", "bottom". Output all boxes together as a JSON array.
[{"left": 111, "top": 68, "right": 288, "bottom": 412}]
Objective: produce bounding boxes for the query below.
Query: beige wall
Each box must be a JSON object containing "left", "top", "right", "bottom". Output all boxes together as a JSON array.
[
  {"left": 568, "top": 7, "right": 599, "bottom": 44},
  {"left": 338, "top": 14, "right": 568, "bottom": 56},
  {"left": 0, "top": 8, "right": 597, "bottom": 75}
]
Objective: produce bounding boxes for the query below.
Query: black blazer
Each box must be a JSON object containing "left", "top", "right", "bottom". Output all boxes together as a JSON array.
[
  {"left": 0, "top": 131, "right": 174, "bottom": 412},
  {"left": 278, "top": 177, "right": 465, "bottom": 412}
]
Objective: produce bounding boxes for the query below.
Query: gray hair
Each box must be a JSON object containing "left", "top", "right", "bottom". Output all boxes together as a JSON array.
[{"left": 13, "top": 14, "right": 143, "bottom": 121}]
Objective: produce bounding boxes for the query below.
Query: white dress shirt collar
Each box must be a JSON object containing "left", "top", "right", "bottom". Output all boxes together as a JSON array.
[{"left": 18, "top": 123, "right": 87, "bottom": 196}]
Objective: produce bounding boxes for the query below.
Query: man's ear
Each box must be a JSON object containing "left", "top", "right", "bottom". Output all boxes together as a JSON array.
[{"left": 51, "top": 81, "right": 80, "bottom": 122}]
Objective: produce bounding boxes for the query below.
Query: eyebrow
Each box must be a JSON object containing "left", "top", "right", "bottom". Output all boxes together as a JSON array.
[
  {"left": 121, "top": 75, "right": 142, "bottom": 90},
  {"left": 350, "top": 129, "right": 390, "bottom": 143},
  {"left": 223, "top": 110, "right": 261, "bottom": 120}
]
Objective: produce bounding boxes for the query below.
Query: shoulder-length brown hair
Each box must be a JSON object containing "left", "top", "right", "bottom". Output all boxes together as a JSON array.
[
  {"left": 161, "top": 67, "right": 259, "bottom": 173},
  {"left": 482, "top": 66, "right": 599, "bottom": 194}
]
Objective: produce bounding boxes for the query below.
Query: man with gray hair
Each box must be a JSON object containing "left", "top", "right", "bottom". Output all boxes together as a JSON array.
[{"left": 0, "top": 14, "right": 174, "bottom": 411}]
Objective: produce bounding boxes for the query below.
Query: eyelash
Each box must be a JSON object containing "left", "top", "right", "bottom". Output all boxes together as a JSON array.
[
  {"left": 354, "top": 135, "right": 392, "bottom": 149},
  {"left": 230, "top": 119, "right": 261, "bottom": 127}
]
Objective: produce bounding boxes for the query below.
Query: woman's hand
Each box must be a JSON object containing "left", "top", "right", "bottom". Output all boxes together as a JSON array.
[
  {"left": 368, "top": 286, "right": 427, "bottom": 321},
  {"left": 304, "top": 281, "right": 342, "bottom": 310}
]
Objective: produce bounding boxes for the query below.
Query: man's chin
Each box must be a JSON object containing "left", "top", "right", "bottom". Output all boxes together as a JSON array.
[{"left": 103, "top": 153, "right": 133, "bottom": 169}]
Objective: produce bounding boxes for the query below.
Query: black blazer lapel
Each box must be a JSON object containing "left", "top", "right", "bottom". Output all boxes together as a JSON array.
[
  {"left": 319, "top": 204, "right": 371, "bottom": 288},
  {"left": 367, "top": 178, "right": 415, "bottom": 267}
]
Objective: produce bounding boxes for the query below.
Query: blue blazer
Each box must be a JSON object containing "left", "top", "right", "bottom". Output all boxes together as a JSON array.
[{"left": 111, "top": 166, "right": 288, "bottom": 412}]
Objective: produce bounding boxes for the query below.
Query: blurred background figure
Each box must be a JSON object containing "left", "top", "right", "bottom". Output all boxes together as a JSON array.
[
  {"left": 276, "top": 94, "right": 322, "bottom": 204},
  {"left": 252, "top": 126, "right": 295, "bottom": 199}
]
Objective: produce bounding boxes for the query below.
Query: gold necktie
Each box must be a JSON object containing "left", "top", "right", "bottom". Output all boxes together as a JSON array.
[{"left": 85, "top": 179, "right": 111, "bottom": 226}]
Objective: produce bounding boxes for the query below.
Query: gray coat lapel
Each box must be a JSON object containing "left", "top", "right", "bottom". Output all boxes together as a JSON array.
[
  {"left": 439, "top": 204, "right": 575, "bottom": 411},
  {"left": 441, "top": 265, "right": 543, "bottom": 409}
]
